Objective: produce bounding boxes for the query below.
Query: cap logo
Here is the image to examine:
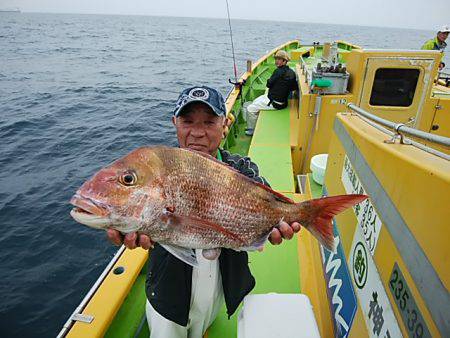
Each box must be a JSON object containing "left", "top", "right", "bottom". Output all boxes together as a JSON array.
[{"left": 188, "top": 88, "right": 209, "bottom": 100}]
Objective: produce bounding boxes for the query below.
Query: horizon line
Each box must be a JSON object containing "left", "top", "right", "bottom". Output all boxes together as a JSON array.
[{"left": 15, "top": 10, "right": 434, "bottom": 32}]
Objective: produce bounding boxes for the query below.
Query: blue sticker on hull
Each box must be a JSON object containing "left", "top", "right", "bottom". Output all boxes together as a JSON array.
[{"left": 321, "top": 187, "right": 357, "bottom": 337}]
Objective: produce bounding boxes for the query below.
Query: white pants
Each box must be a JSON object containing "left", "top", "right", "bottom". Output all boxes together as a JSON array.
[
  {"left": 146, "top": 250, "right": 224, "bottom": 338},
  {"left": 245, "top": 94, "right": 276, "bottom": 130}
]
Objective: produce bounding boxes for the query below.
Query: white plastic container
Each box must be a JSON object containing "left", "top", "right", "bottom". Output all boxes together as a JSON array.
[
  {"left": 238, "top": 293, "right": 320, "bottom": 338},
  {"left": 310, "top": 154, "right": 328, "bottom": 185}
]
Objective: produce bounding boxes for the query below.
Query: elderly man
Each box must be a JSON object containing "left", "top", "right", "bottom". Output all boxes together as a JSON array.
[
  {"left": 107, "top": 86, "right": 301, "bottom": 338},
  {"left": 422, "top": 25, "right": 449, "bottom": 52},
  {"left": 245, "top": 50, "right": 298, "bottom": 136}
]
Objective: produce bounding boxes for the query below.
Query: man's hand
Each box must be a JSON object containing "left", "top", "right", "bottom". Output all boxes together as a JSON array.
[
  {"left": 268, "top": 221, "right": 301, "bottom": 245},
  {"left": 106, "top": 229, "right": 154, "bottom": 250}
]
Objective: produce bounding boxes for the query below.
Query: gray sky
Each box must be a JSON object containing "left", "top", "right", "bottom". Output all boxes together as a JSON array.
[{"left": 1, "top": 0, "right": 448, "bottom": 30}]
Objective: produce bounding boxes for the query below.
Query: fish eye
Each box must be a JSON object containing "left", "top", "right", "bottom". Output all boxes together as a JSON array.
[{"left": 119, "top": 171, "right": 138, "bottom": 186}]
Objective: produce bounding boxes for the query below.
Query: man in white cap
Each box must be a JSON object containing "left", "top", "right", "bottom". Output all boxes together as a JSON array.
[
  {"left": 422, "top": 25, "right": 449, "bottom": 52},
  {"left": 245, "top": 50, "right": 298, "bottom": 136}
]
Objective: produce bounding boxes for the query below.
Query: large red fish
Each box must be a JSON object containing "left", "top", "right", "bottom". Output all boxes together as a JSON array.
[{"left": 70, "top": 146, "right": 366, "bottom": 266}]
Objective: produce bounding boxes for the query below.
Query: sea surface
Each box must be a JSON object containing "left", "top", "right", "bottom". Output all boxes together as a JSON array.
[{"left": 0, "top": 12, "right": 442, "bottom": 337}]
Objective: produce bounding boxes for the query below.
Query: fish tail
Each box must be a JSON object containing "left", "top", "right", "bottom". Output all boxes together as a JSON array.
[{"left": 297, "top": 194, "right": 367, "bottom": 251}]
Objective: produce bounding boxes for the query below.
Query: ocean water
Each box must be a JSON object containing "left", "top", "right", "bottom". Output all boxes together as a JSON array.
[{"left": 0, "top": 12, "right": 441, "bottom": 337}]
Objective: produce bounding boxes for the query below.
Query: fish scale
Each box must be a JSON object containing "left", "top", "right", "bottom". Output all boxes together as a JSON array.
[{"left": 155, "top": 165, "right": 282, "bottom": 247}]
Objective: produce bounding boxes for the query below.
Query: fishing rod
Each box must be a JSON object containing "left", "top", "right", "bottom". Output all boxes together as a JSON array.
[{"left": 225, "top": 0, "right": 238, "bottom": 84}]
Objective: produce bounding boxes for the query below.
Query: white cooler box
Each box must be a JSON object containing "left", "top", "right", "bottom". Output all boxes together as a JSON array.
[{"left": 237, "top": 293, "right": 321, "bottom": 338}]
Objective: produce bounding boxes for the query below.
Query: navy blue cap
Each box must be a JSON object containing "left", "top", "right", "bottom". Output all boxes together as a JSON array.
[{"left": 173, "top": 86, "right": 226, "bottom": 117}]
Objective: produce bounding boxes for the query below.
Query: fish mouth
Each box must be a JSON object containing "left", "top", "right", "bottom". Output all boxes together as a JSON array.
[
  {"left": 70, "top": 194, "right": 111, "bottom": 229},
  {"left": 70, "top": 194, "right": 110, "bottom": 216}
]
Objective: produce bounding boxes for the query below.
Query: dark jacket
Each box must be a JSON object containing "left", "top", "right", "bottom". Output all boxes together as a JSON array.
[
  {"left": 146, "top": 149, "right": 269, "bottom": 326},
  {"left": 267, "top": 65, "right": 298, "bottom": 107}
]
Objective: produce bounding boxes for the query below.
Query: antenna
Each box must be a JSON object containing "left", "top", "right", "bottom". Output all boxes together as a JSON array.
[{"left": 225, "top": 0, "right": 238, "bottom": 83}]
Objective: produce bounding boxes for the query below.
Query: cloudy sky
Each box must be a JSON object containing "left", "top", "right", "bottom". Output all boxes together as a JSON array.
[{"left": 1, "top": 0, "right": 448, "bottom": 30}]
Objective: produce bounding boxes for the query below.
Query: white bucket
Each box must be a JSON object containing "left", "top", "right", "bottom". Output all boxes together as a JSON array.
[{"left": 310, "top": 154, "right": 328, "bottom": 185}]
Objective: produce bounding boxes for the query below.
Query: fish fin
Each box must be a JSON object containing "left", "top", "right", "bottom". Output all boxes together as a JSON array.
[
  {"left": 260, "top": 185, "right": 296, "bottom": 204},
  {"left": 185, "top": 148, "right": 295, "bottom": 204},
  {"left": 237, "top": 232, "right": 271, "bottom": 251},
  {"left": 182, "top": 216, "right": 246, "bottom": 245},
  {"left": 160, "top": 243, "right": 198, "bottom": 267},
  {"left": 227, "top": 168, "right": 296, "bottom": 204},
  {"left": 202, "top": 248, "right": 221, "bottom": 260},
  {"left": 161, "top": 211, "right": 246, "bottom": 246},
  {"left": 186, "top": 148, "right": 243, "bottom": 174},
  {"left": 299, "top": 194, "right": 367, "bottom": 251},
  {"left": 239, "top": 175, "right": 295, "bottom": 204}
]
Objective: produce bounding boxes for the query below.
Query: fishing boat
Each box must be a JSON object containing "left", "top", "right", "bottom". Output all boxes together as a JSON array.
[{"left": 58, "top": 40, "right": 450, "bottom": 337}]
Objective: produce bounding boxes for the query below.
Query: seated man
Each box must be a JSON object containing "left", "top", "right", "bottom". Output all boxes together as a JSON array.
[
  {"left": 107, "top": 86, "right": 301, "bottom": 338},
  {"left": 245, "top": 50, "right": 298, "bottom": 136}
]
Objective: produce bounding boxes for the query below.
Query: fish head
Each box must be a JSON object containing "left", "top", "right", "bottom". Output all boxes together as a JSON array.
[{"left": 70, "top": 147, "right": 165, "bottom": 232}]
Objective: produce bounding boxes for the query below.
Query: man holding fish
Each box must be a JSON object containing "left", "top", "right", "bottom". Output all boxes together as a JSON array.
[
  {"left": 71, "top": 86, "right": 365, "bottom": 337},
  {"left": 108, "top": 86, "right": 301, "bottom": 337}
]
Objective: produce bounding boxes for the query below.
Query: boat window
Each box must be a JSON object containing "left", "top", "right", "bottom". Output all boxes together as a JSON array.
[{"left": 370, "top": 68, "right": 420, "bottom": 107}]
